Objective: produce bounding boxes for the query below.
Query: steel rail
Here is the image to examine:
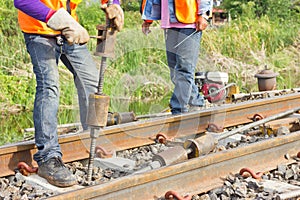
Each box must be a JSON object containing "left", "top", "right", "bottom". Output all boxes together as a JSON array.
[
  {"left": 1, "top": 92, "right": 300, "bottom": 177},
  {"left": 47, "top": 131, "right": 300, "bottom": 200}
]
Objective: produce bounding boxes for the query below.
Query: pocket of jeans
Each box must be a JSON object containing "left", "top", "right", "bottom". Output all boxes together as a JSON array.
[
  {"left": 24, "top": 33, "right": 35, "bottom": 44},
  {"left": 23, "top": 34, "right": 38, "bottom": 51}
]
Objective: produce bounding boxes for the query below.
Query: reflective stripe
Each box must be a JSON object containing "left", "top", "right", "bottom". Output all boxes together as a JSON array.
[{"left": 70, "top": 0, "right": 82, "bottom": 3}]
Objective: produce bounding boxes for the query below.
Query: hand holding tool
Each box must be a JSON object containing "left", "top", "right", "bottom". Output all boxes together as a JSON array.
[
  {"left": 101, "top": 4, "right": 124, "bottom": 31},
  {"left": 142, "top": 21, "right": 152, "bottom": 35}
]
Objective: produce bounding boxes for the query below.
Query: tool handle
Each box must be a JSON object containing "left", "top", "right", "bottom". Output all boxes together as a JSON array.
[{"left": 97, "top": 0, "right": 114, "bottom": 94}]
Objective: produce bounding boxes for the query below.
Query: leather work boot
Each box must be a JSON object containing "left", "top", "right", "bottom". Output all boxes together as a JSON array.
[{"left": 38, "top": 156, "right": 77, "bottom": 187}]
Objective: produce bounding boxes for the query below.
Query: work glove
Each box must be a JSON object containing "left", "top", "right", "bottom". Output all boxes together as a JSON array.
[
  {"left": 142, "top": 21, "right": 152, "bottom": 35},
  {"left": 47, "top": 8, "right": 90, "bottom": 45},
  {"left": 101, "top": 4, "right": 124, "bottom": 31}
]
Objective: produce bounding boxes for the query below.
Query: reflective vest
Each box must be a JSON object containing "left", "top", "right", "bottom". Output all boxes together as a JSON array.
[
  {"left": 141, "top": 0, "right": 198, "bottom": 24},
  {"left": 173, "top": 0, "right": 198, "bottom": 23},
  {"left": 18, "top": 0, "right": 82, "bottom": 35}
]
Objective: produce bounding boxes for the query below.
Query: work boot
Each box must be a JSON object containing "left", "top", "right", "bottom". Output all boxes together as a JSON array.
[{"left": 38, "top": 156, "right": 77, "bottom": 187}]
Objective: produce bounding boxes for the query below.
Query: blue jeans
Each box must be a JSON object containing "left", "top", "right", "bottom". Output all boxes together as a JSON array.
[
  {"left": 165, "top": 28, "right": 204, "bottom": 114},
  {"left": 24, "top": 33, "right": 98, "bottom": 165}
]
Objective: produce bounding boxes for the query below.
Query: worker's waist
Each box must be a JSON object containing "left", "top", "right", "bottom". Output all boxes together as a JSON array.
[{"left": 22, "top": 31, "right": 61, "bottom": 38}]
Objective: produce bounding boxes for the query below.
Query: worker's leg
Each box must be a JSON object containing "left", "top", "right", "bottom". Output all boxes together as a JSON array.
[
  {"left": 24, "top": 33, "right": 62, "bottom": 163},
  {"left": 176, "top": 28, "right": 204, "bottom": 109},
  {"left": 60, "top": 43, "right": 98, "bottom": 130},
  {"left": 165, "top": 28, "right": 181, "bottom": 114},
  {"left": 23, "top": 33, "right": 76, "bottom": 187},
  {"left": 165, "top": 28, "right": 204, "bottom": 114},
  {"left": 182, "top": 30, "right": 205, "bottom": 108}
]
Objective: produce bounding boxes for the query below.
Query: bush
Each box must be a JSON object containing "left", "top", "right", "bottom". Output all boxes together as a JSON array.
[{"left": 222, "top": 0, "right": 295, "bottom": 20}]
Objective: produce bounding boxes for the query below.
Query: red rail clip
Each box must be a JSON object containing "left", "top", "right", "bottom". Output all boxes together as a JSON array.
[
  {"left": 251, "top": 113, "right": 264, "bottom": 121},
  {"left": 156, "top": 133, "right": 169, "bottom": 144},
  {"left": 207, "top": 123, "right": 223, "bottom": 132},
  {"left": 95, "top": 145, "right": 113, "bottom": 158},
  {"left": 17, "top": 162, "right": 38, "bottom": 176},
  {"left": 239, "top": 167, "right": 263, "bottom": 179},
  {"left": 165, "top": 190, "right": 192, "bottom": 200},
  {"left": 149, "top": 133, "right": 173, "bottom": 144}
]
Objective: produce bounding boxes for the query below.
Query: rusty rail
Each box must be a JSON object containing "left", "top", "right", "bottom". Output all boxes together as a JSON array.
[
  {"left": 1, "top": 92, "right": 300, "bottom": 177},
  {"left": 48, "top": 131, "right": 300, "bottom": 199}
]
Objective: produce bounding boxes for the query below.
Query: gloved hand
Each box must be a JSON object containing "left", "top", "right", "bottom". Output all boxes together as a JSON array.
[
  {"left": 142, "top": 21, "right": 152, "bottom": 35},
  {"left": 47, "top": 8, "right": 89, "bottom": 45},
  {"left": 101, "top": 4, "right": 124, "bottom": 31}
]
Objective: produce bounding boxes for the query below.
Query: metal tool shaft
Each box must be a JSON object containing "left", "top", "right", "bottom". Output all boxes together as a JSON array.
[
  {"left": 97, "top": 57, "right": 107, "bottom": 95},
  {"left": 87, "top": 128, "right": 98, "bottom": 182},
  {"left": 173, "top": 30, "right": 197, "bottom": 49},
  {"left": 87, "top": 56, "right": 107, "bottom": 182},
  {"left": 216, "top": 106, "right": 300, "bottom": 141},
  {"left": 87, "top": 0, "right": 114, "bottom": 184},
  {"left": 96, "top": 0, "right": 113, "bottom": 94}
]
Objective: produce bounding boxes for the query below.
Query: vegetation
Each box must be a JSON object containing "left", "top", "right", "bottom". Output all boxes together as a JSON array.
[{"left": 0, "top": 0, "right": 299, "bottom": 145}]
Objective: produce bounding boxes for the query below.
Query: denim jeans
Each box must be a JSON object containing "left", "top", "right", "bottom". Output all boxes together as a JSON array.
[
  {"left": 24, "top": 33, "right": 98, "bottom": 165},
  {"left": 165, "top": 28, "right": 205, "bottom": 114}
]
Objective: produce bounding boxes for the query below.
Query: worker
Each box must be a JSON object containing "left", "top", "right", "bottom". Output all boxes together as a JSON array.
[
  {"left": 13, "top": 0, "right": 124, "bottom": 187},
  {"left": 140, "top": 0, "right": 213, "bottom": 115}
]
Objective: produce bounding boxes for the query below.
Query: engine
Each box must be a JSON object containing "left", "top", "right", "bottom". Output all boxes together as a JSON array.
[{"left": 195, "top": 71, "right": 229, "bottom": 103}]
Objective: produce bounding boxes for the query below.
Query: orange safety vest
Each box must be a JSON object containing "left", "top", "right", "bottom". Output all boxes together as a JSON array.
[
  {"left": 140, "top": 0, "right": 199, "bottom": 24},
  {"left": 174, "top": 0, "right": 198, "bottom": 23},
  {"left": 18, "top": 0, "right": 82, "bottom": 35}
]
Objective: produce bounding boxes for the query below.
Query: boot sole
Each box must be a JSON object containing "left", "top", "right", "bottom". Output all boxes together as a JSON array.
[{"left": 38, "top": 173, "right": 77, "bottom": 187}]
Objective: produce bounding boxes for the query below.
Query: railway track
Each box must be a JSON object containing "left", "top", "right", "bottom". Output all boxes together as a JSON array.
[
  {"left": 46, "top": 132, "right": 299, "bottom": 200},
  {"left": 1, "top": 92, "right": 300, "bottom": 199}
]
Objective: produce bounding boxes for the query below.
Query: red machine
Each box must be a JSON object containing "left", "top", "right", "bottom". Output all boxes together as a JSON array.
[{"left": 195, "top": 71, "right": 230, "bottom": 103}]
